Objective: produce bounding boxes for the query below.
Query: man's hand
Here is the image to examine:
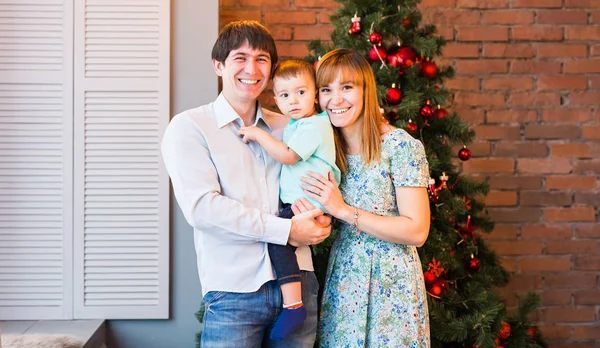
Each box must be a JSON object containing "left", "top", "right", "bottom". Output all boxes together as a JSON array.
[
  {"left": 238, "top": 126, "right": 267, "bottom": 144},
  {"left": 288, "top": 208, "right": 331, "bottom": 247}
]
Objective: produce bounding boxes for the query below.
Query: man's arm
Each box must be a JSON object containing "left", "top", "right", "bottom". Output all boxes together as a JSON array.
[{"left": 238, "top": 126, "right": 300, "bottom": 165}]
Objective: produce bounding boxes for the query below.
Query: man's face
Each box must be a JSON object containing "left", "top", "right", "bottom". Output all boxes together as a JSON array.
[{"left": 212, "top": 41, "right": 272, "bottom": 106}]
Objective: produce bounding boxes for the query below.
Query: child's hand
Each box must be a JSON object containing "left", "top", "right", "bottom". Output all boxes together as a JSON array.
[{"left": 238, "top": 126, "right": 263, "bottom": 144}]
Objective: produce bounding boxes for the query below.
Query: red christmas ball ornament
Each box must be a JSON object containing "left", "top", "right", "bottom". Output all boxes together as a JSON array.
[
  {"left": 423, "top": 271, "right": 437, "bottom": 286},
  {"left": 430, "top": 284, "right": 442, "bottom": 296},
  {"left": 313, "top": 56, "right": 321, "bottom": 70},
  {"left": 386, "top": 84, "right": 402, "bottom": 105},
  {"left": 498, "top": 321, "right": 511, "bottom": 340},
  {"left": 348, "top": 14, "right": 361, "bottom": 35},
  {"left": 402, "top": 18, "right": 411, "bottom": 28},
  {"left": 406, "top": 119, "right": 417, "bottom": 134},
  {"left": 396, "top": 46, "right": 418, "bottom": 68},
  {"left": 436, "top": 279, "right": 448, "bottom": 290},
  {"left": 369, "top": 32, "right": 383, "bottom": 45},
  {"left": 527, "top": 326, "right": 537, "bottom": 339},
  {"left": 468, "top": 257, "right": 480, "bottom": 272},
  {"left": 434, "top": 105, "right": 448, "bottom": 119},
  {"left": 458, "top": 145, "right": 471, "bottom": 161},
  {"left": 419, "top": 103, "right": 435, "bottom": 120},
  {"left": 421, "top": 60, "right": 438, "bottom": 79},
  {"left": 368, "top": 46, "right": 387, "bottom": 62}
]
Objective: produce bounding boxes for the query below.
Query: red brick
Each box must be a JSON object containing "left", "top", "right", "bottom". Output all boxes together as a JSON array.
[
  {"left": 520, "top": 257, "right": 571, "bottom": 272},
  {"left": 594, "top": 10, "right": 600, "bottom": 23},
  {"left": 485, "top": 191, "right": 517, "bottom": 206},
  {"left": 566, "top": 0, "right": 600, "bottom": 7},
  {"left": 582, "top": 126, "right": 600, "bottom": 140},
  {"left": 462, "top": 141, "right": 491, "bottom": 157},
  {"left": 239, "top": 0, "right": 289, "bottom": 6},
  {"left": 498, "top": 257, "right": 517, "bottom": 272},
  {"left": 538, "top": 325, "right": 573, "bottom": 339},
  {"left": 525, "top": 125, "right": 580, "bottom": 139},
  {"left": 542, "top": 109, "right": 592, "bottom": 123},
  {"left": 573, "top": 326, "right": 600, "bottom": 340},
  {"left": 537, "top": 44, "right": 588, "bottom": 58},
  {"left": 540, "top": 292, "right": 572, "bottom": 306},
  {"left": 294, "top": 0, "right": 339, "bottom": 7},
  {"left": 495, "top": 142, "right": 547, "bottom": 157},
  {"left": 487, "top": 224, "right": 518, "bottom": 239},
  {"left": 510, "top": 60, "right": 561, "bottom": 74},
  {"left": 419, "top": 0, "right": 456, "bottom": 7},
  {"left": 220, "top": 0, "right": 235, "bottom": 6},
  {"left": 488, "top": 240, "right": 543, "bottom": 255},
  {"left": 294, "top": 25, "right": 334, "bottom": 40},
  {"left": 318, "top": 10, "right": 334, "bottom": 24},
  {"left": 265, "top": 11, "right": 316, "bottom": 25},
  {"left": 458, "top": 27, "right": 509, "bottom": 41},
  {"left": 513, "top": 0, "right": 563, "bottom": 7},
  {"left": 483, "top": 76, "right": 534, "bottom": 90},
  {"left": 576, "top": 224, "right": 600, "bottom": 238},
  {"left": 575, "top": 290, "right": 600, "bottom": 305},
  {"left": 551, "top": 144, "right": 594, "bottom": 159},
  {"left": 488, "top": 207, "right": 541, "bottom": 222},
  {"left": 545, "top": 273, "right": 597, "bottom": 289},
  {"left": 539, "top": 76, "right": 588, "bottom": 91},
  {"left": 565, "top": 59, "right": 600, "bottom": 73},
  {"left": 445, "top": 76, "right": 480, "bottom": 90},
  {"left": 457, "top": 0, "right": 508, "bottom": 8},
  {"left": 547, "top": 241, "right": 598, "bottom": 255},
  {"left": 423, "top": 9, "right": 481, "bottom": 25},
  {"left": 566, "top": 26, "right": 600, "bottom": 41},
  {"left": 521, "top": 225, "right": 573, "bottom": 239},
  {"left": 455, "top": 108, "right": 485, "bottom": 124},
  {"left": 520, "top": 191, "right": 572, "bottom": 206},
  {"left": 510, "top": 274, "right": 544, "bottom": 290},
  {"left": 574, "top": 255, "right": 600, "bottom": 271},
  {"left": 454, "top": 92, "right": 505, "bottom": 107},
  {"left": 266, "top": 26, "right": 292, "bottom": 40},
  {"left": 483, "top": 43, "right": 535, "bottom": 58},
  {"left": 487, "top": 110, "right": 537, "bottom": 123},
  {"left": 574, "top": 160, "right": 600, "bottom": 174},
  {"left": 220, "top": 10, "right": 262, "bottom": 26},
  {"left": 512, "top": 27, "right": 564, "bottom": 41},
  {"left": 456, "top": 60, "right": 509, "bottom": 74},
  {"left": 591, "top": 75, "right": 600, "bottom": 89},
  {"left": 482, "top": 10, "right": 534, "bottom": 24},
  {"left": 436, "top": 26, "right": 455, "bottom": 40},
  {"left": 537, "top": 10, "right": 589, "bottom": 24},
  {"left": 276, "top": 42, "right": 309, "bottom": 57},
  {"left": 594, "top": 44, "right": 600, "bottom": 56},
  {"left": 543, "top": 207, "right": 596, "bottom": 222},
  {"left": 575, "top": 192, "right": 600, "bottom": 206},
  {"left": 463, "top": 158, "right": 515, "bottom": 173},
  {"left": 570, "top": 92, "right": 600, "bottom": 107},
  {"left": 473, "top": 125, "right": 521, "bottom": 140},
  {"left": 443, "top": 43, "right": 480, "bottom": 58},
  {"left": 488, "top": 175, "right": 542, "bottom": 189},
  {"left": 508, "top": 92, "right": 561, "bottom": 107},
  {"left": 518, "top": 159, "right": 572, "bottom": 174},
  {"left": 547, "top": 175, "right": 597, "bottom": 190}
]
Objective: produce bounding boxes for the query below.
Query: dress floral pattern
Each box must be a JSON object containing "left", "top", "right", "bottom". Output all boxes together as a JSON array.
[{"left": 318, "top": 128, "right": 430, "bottom": 348}]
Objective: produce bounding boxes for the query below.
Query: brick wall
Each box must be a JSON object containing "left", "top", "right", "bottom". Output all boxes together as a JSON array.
[{"left": 218, "top": 0, "right": 600, "bottom": 346}]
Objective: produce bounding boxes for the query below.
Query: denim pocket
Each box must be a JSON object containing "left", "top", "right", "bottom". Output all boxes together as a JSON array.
[{"left": 203, "top": 290, "right": 226, "bottom": 305}]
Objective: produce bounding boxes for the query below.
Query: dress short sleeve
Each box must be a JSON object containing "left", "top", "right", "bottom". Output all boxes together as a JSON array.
[{"left": 388, "top": 129, "right": 430, "bottom": 187}]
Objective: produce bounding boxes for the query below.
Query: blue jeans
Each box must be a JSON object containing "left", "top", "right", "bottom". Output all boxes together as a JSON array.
[{"left": 200, "top": 271, "right": 319, "bottom": 348}]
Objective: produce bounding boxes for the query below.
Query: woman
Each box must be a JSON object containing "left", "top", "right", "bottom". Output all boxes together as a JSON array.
[{"left": 301, "top": 48, "right": 431, "bottom": 347}]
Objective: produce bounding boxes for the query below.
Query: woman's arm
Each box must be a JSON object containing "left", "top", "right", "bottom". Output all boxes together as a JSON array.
[
  {"left": 238, "top": 126, "right": 300, "bottom": 165},
  {"left": 301, "top": 171, "right": 430, "bottom": 246}
]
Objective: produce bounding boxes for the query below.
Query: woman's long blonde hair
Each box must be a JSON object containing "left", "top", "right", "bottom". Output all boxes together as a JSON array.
[{"left": 316, "top": 48, "right": 385, "bottom": 174}]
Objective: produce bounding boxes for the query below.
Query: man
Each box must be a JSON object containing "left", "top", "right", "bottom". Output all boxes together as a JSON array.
[{"left": 161, "top": 20, "right": 331, "bottom": 347}]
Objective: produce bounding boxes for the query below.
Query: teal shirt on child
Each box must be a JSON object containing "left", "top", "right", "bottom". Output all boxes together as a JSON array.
[{"left": 279, "top": 111, "right": 341, "bottom": 211}]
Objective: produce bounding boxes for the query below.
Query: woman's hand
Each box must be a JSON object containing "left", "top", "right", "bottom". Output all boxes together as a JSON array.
[{"left": 300, "top": 171, "right": 351, "bottom": 220}]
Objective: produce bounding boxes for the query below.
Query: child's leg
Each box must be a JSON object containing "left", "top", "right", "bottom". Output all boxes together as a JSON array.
[{"left": 267, "top": 240, "right": 306, "bottom": 340}]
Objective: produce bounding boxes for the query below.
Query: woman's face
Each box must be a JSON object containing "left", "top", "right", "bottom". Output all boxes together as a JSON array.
[{"left": 318, "top": 75, "right": 364, "bottom": 129}]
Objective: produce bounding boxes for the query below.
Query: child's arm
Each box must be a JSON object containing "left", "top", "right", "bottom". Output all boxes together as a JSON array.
[{"left": 238, "top": 126, "right": 301, "bottom": 165}]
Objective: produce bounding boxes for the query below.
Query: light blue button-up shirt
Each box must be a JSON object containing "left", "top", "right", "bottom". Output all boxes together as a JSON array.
[{"left": 161, "top": 93, "right": 313, "bottom": 296}]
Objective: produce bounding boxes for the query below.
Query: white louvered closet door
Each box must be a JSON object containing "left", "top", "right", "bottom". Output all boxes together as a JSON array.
[
  {"left": 0, "top": 0, "right": 73, "bottom": 320},
  {"left": 73, "top": 0, "right": 169, "bottom": 319}
]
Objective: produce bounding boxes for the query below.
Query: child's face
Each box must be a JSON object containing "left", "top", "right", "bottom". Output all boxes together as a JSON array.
[{"left": 273, "top": 73, "right": 317, "bottom": 120}]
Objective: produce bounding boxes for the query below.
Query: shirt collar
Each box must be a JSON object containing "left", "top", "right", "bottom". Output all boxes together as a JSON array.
[
  {"left": 214, "top": 93, "right": 271, "bottom": 130},
  {"left": 288, "top": 110, "right": 327, "bottom": 125}
]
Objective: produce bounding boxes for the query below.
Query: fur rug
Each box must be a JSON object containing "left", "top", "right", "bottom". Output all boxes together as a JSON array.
[{"left": 1, "top": 334, "right": 83, "bottom": 348}]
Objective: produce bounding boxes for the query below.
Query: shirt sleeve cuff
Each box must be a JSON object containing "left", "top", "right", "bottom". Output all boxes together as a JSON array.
[{"left": 262, "top": 214, "right": 292, "bottom": 245}]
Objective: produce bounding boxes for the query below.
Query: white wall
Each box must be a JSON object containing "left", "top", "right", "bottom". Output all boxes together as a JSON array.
[{"left": 107, "top": 0, "right": 218, "bottom": 346}]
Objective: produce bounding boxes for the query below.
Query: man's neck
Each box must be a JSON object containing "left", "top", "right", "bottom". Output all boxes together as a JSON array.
[{"left": 224, "top": 95, "right": 258, "bottom": 126}]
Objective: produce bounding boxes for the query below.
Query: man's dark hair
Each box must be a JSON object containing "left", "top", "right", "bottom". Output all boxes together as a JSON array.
[{"left": 211, "top": 20, "right": 278, "bottom": 66}]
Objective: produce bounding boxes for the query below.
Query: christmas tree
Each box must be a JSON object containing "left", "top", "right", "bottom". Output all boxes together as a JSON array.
[{"left": 306, "top": 0, "right": 547, "bottom": 347}]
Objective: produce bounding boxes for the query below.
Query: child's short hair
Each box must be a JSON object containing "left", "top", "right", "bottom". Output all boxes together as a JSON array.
[{"left": 272, "top": 59, "right": 316, "bottom": 86}]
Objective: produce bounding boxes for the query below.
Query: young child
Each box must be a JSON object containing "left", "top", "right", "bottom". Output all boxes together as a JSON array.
[{"left": 238, "top": 59, "right": 340, "bottom": 340}]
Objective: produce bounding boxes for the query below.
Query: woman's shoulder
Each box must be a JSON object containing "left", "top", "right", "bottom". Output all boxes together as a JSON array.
[{"left": 382, "top": 126, "right": 420, "bottom": 146}]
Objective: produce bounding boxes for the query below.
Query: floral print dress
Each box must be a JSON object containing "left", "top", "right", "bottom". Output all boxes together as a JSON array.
[{"left": 318, "top": 128, "right": 431, "bottom": 348}]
